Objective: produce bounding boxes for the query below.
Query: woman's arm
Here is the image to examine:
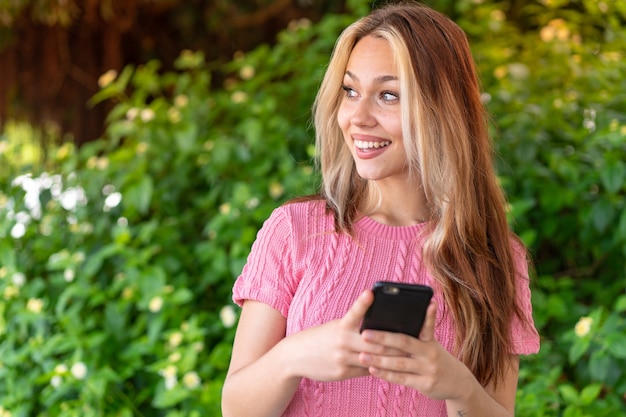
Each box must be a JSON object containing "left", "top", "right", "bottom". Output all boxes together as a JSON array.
[
  {"left": 443, "top": 355, "right": 519, "bottom": 417},
  {"left": 222, "top": 291, "right": 385, "bottom": 417},
  {"left": 221, "top": 301, "right": 300, "bottom": 417}
]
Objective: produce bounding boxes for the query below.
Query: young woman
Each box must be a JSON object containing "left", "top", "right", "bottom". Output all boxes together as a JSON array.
[{"left": 222, "top": 2, "right": 540, "bottom": 416}]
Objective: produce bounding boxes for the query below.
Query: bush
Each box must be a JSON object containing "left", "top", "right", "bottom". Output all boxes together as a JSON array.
[
  {"left": 460, "top": 2, "right": 626, "bottom": 415},
  {"left": 0, "top": 2, "right": 369, "bottom": 414},
  {"left": 1, "top": 0, "right": 625, "bottom": 415}
]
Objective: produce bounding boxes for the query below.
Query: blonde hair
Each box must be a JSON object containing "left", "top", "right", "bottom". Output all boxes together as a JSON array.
[{"left": 312, "top": 2, "right": 529, "bottom": 387}]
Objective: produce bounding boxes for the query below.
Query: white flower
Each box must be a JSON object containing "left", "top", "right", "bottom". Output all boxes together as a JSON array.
[
  {"left": 159, "top": 365, "right": 178, "bottom": 390},
  {"left": 50, "top": 375, "right": 63, "bottom": 388},
  {"left": 49, "top": 251, "right": 68, "bottom": 265},
  {"left": 63, "top": 268, "right": 75, "bottom": 282},
  {"left": 269, "top": 182, "right": 284, "bottom": 199},
  {"left": 231, "top": 91, "right": 247, "bottom": 104},
  {"left": 102, "top": 184, "right": 116, "bottom": 195},
  {"left": 160, "top": 364, "right": 177, "bottom": 378},
  {"left": 246, "top": 197, "right": 260, "bottom": 209},
  {"left": 219, "top": 203, "right": 231, "bottom": 215},
  {"left": 54, "top": 364, "right": 68, "bottom": 374},
  {"left": 140, "top": 108, "right": 155, "bottom": 122},
  {"left": 508, "top": 63, "right": 529, "bottom": 80},
  {"left": 174, "top": 94, "right": 188, "bottom": 108},
  {"left": 73, "top": 251, "right": 86, "bottom": 263},
  {"left": 574, "top": 316, "right": 593, "bottom": 337},
  {"left": 164, "top": 375, "right": 177, "bottom": 390},
  {"left": 169, "top": 332, "right": 183, "bottom": 348},
  {"left": 126, "top": 107, "right": 140, "bottom": 120},
  {"left": 3, "top": 286, "right": 19, "bottom": 300},
  {"left": 70, "top": 362, "right": 88, "bottom": 379},
  {"left": 10, "top": 223, "right": 26, "bottom": 239},
  {"left": 220, "top": 305, "right": 237, "bottom": 328},
  {"left": 168, "top": 108, "right": 181, "bottom": 123},
  {"left": 26, "top": 298, "right": 44, "bottom": 313},
  {"left": 11, "top": 272, "right": 25, "bottom": 287},
  {"left": 182, "top": 371, "right": 201, "bottom": 389},
  {"left": 148, "top": 296, "right": 164, "bottom": 313},
  {"left": 239, "top": 65, "right": 255, "bottom": 80},
  {"left": 104, "top": 192, "right": 122, "bottom": 211},
  {"left": 60, "top": 187, "right": 87, "bottom": 211},
  {"left": 98, "top": 69, "right": 118, "bottom": 88}
]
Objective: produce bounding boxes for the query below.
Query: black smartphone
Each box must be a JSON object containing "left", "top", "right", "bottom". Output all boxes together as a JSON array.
[{"left": 360, "top": 281, "right": 434, "bottom": 337}]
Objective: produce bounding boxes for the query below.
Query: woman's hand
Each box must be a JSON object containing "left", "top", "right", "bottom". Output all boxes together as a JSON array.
[
  {"left": 358, "top": 301, "right": 471, "bottom": 401},
  {"left": 284, "top": 290, "right": 408, "bottom": 382}
]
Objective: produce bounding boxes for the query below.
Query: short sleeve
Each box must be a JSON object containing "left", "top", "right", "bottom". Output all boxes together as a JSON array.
[
  {"left": 510, "top": 243, "right": 541, "bottom": 355},
  {"left": 232, "top": 206, "right": 297, "bottom": 318}
]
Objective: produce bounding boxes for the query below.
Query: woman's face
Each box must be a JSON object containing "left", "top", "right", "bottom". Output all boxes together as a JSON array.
[{"left": 337, "top": 35, "right": 407, "bottom": 183}]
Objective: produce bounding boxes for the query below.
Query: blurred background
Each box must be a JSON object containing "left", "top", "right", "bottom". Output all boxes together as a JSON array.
[
  {"left": 0, "top": 0, "right": 349, "bottom": 146},
  {"left": 0, "top": 0, "right": 625, "bottom": 416}
]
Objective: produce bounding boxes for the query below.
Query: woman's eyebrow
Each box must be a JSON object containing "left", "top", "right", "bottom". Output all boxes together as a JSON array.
[{"left": 345, "top": 70, "right": 399, "bottom": 84}]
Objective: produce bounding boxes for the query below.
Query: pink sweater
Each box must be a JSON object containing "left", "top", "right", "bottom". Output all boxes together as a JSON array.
[{"left": 233, "top": 200, "right": 540, "bottom": 417}]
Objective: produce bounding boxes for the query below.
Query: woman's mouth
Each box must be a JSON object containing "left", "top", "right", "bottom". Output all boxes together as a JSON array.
[{"left": 354, "top": 140, "right": 391, "bottom": 150}]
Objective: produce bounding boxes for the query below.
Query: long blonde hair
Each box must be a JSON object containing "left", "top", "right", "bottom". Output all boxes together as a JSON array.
[{"left": 312, "top": 2, "right": 528, "bottom": 387}]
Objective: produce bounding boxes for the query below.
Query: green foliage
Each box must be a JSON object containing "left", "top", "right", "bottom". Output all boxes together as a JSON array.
[
  {"left": 458, "top": 1, "right": 626, "bottom": 415},
  {"left": 1, "top": 0, "right": 625, "bottom": 415},
  {"left": 0, "top": 4, "right": 358, "bottom": 416}
]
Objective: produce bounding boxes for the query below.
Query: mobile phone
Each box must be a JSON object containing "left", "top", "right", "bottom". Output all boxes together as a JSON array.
[{"left": 360, "top": 281, "right": 433, "bottom": 337}]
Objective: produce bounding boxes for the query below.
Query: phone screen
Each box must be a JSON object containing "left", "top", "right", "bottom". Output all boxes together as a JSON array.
[{"left": 360, "top": 281, "right": 433, "bottom": 337}]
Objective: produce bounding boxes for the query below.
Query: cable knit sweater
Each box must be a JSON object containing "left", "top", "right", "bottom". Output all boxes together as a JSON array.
[{"left": 233, "top": 200, "right": 540, "bottom": 417}]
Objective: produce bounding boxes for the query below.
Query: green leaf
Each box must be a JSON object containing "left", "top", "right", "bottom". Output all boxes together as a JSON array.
[
  {"left": 0, "top": 240, "right": 16, "bottom": 269},
  {"left": 615, "top": 295, "right": 626, "bottom": 313},
  {"left": 125, "top": 176, "right": 154, "bottom": 215},
  {"left": 174, "top": 123, "right": 198, "bottom": 153},
  {"left": 138, "top": 266, "right": 167, "bottom": 302},
  {"left": 559, "top": 384, "right": 579, "bottom": 403},
  {"left": 81, "top": 244, "right": 120, "bottom": 279},
  {"left": 563, "top": 406, "right": 583, "bottom": 417},
  {"left": 170, "top": 288, "right": 193, "bottom": 305},
  {"left": 606, "top": 334, "right": 626, "bottom": 359},
  {"left": 600, "top": 159, "right": 625, "bottom": 194},
  {"left": 616, "top": 209, "right": 626, "bottom": 243},
  {"left": 105, "top": 303, "right": 127, "bottom": 339},
  {"left": 589, "top": 350, "right": 611, "bottom": 381},
  {"left": 569, "top": 337, "right": 591, "bottom": 363},
  {"left": 152, "top": 384, "right": 190, "bottom": 408},
  {"left": 579, "top": 383, "right": 603, "bottom": 405},
  {"left": 88, "top": 65, "right": 135, "bottom": 106},
  {"left": 590, "top": 197, "right": 615, "bottom": 233}
]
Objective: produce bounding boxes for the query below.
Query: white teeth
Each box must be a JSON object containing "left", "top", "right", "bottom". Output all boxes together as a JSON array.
[{"left": 354, "top": 140, "right": 391, "bottom": 149}]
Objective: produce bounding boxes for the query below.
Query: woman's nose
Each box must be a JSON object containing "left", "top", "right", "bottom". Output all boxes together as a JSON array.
[{"left": 350, "top": 98, "right": 377, "bottom": 127}]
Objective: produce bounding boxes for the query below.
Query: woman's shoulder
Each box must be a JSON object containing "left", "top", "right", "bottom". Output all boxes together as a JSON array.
[
  {"left": 278, "top": 196, "right": 330, "bottom": 217},
  {"left": 268, "top": 196, "right": 335, "bottom": 235}
]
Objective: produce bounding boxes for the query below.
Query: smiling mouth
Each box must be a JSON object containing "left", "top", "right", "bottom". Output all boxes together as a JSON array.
[{"left": 354, "top": 140, "right": 391, "bottom": 150}]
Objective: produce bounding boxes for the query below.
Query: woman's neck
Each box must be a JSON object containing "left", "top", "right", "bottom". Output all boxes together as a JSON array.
[{"left": 362, "top": 178, "right": 430, "bottom": 227}]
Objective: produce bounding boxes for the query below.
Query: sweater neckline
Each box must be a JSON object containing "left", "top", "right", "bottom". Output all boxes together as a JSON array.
[{"left": 355, "top": 215, "right": 428, "bottom": 240}]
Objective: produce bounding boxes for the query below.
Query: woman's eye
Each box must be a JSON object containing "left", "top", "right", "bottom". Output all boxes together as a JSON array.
[
  {"left": 381, "top": 91, "right": 399, "bottom": 102},
  {"left": 341, "top": 85, "right": 358, "bottom": 98}
]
